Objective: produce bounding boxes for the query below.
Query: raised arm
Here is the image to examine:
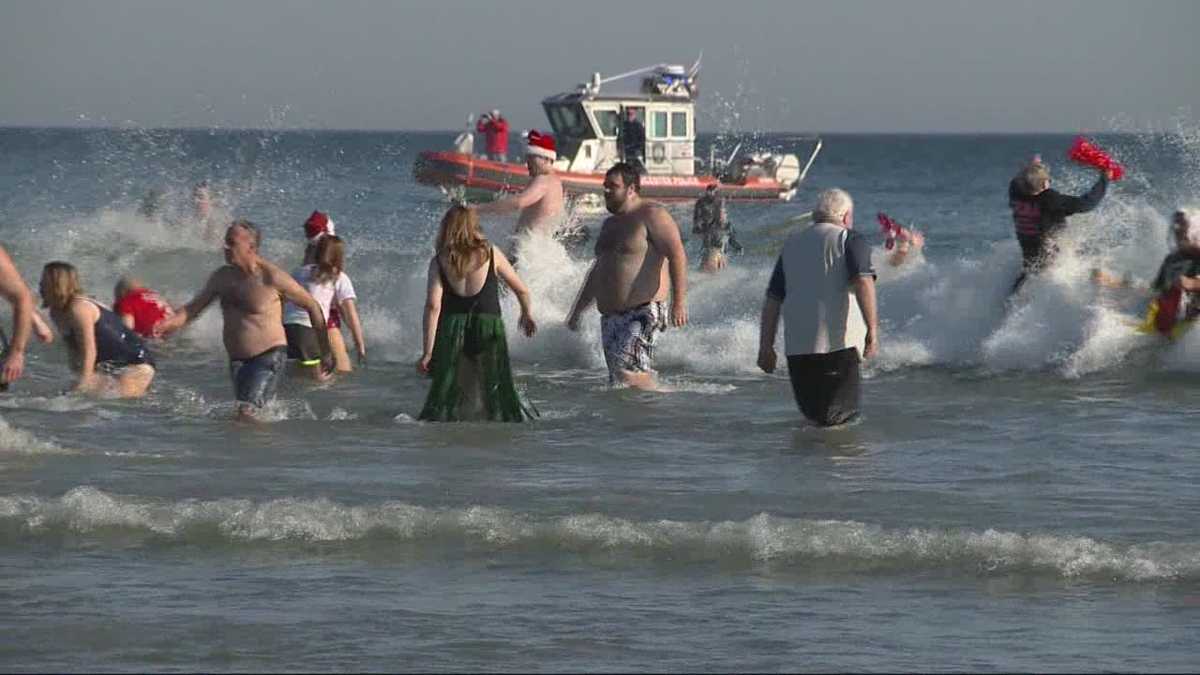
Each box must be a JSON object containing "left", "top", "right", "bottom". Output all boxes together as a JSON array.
[
  {"left": 0, "top": 247, "right": 34, "bottom": 383},
  {"left": 646, "top": 205, "right": 689, "bottom": 327},
  {"left": 473, "top": 176, "right": 551, "bottom": 215},
  {"left": 493, "top": 247, "right": 536, "bottom": 337},
  {"left": 1058, "top": 172, "right": 1109, "bottom": 216},
  {"left": 419, "top": 256, "right": 444, "bottom": 373}
]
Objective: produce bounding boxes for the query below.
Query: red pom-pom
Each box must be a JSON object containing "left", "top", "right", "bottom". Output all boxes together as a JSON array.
[
  {"left": 877, "top": 212, "right": 902, "bottom": 250},
  {"left": 1067, "top": 136, "right": 1124, "bottom": 181}
]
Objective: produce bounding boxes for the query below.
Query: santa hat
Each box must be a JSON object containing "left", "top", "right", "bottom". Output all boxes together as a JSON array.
[
  {"left": 304, "top": 210, "right": 336, "bottom": 244},
  {"left": 526, "top": 130, "right": 557, "bottom": 161}
]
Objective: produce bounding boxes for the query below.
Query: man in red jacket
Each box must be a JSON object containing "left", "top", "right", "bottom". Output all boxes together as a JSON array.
[{"left": 476, "top": 110, "right": 510, "bottom": 163}]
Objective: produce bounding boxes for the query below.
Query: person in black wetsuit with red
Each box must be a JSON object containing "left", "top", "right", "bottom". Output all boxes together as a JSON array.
[{"left": 1009, "top": 156, "right": 1113, "bottom": 293}]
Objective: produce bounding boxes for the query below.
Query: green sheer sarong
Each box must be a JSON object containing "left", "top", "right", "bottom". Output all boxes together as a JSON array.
[{"left": 418, "top": 312, "right": 535, "bottom": 422}]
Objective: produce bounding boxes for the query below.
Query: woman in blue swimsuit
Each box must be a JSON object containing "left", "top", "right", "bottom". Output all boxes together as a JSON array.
[{"left": 40, "top": 262, "right": 155, "bottom": 398}]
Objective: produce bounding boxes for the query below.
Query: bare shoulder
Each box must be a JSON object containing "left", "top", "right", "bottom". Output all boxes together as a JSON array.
[
  {"left": 642, "top": 201, "right": 674, "bottom": 222},
  {"left": 258, "top": 258, "right": 293, "bottom": 286}
]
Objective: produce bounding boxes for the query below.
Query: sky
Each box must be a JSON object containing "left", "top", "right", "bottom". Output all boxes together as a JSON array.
[{"left": 1, "top": 0, "right": 1197, "bottom": 133}]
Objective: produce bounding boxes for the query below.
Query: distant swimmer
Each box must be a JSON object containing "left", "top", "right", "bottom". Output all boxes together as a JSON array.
[
  {"left": 138, "top": 188, "right": 167, "bottom": 221},
  {"left": 191, "top": 181, "right": 224, "bottom": 243},
  {"left": 693, "top": 184, "right": 743, "bottom": 273},
  {"left": 1009, "top": 155, "right": 1111, "bottom": 293},
  {"left": 476, "top": 109, "right": 510, "bottom": 163},
  {"left": 157, "top": 221, "right": 333, "bottom": 419},
  {"left": 876, "top": 212, "right": 925, "bottom": 267},
  {"left": 757, "top": 188, "right": 878, "bottom": 427},
  {"left": 417, "top": 205, "right": 536, "bottom": 422},
  {"left": 284, "top": 234, "right": 366, "bottom": 378},
  {"left": 39, "top": 262, "right": 155, "bottom": 398},
  {"left": 113, "top": 276, "right": 173, "bottom": 339},
  {"left": 0, "top": 244, "right": 53, "bottom": 390},
  {"left": 473, "top": 130, "right": 565, "bottom": 239},
  {"left": 566, "top": 162, "right": 688, "bottom": 390}
]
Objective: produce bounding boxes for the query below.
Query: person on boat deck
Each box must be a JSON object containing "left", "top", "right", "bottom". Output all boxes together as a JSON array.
[
  {"left": 476, "top": 110, "right": 510, "bottom": 163},
  {"left": 1009, "top": 154, "right": 1111, "bottom": 293},
  {"left": 284, "top": 234, "right": 366, "bottom": 378},
  {"left": 472, "top": 130, "right": 565, "bottom": 240},
  {"left": 40, "top": 262, "right": 156, "bottom": 398},
  {"left": 693, "top": 184, "right": 743, "bottom": 273},
  {"left": 113, "top": 276, "right": 173, "bottom": 339},
  {"left": 618, "top": 108, "right": 646, "bottom": 174},
  {"left": 417, "top": 205, "right": 537, "bottom": 422}
]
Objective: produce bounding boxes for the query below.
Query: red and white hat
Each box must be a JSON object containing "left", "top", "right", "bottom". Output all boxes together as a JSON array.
[
  {"left": 304, "top": 210, "right": 336, "bottom": 244},
  {"left": 526, "top": 130, "right": 556, "bottom": 161}
]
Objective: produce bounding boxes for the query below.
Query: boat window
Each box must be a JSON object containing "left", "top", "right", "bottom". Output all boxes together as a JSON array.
[
  {"left": 544, "top": 103, "right": 596, "bottom": 141},
  {"left": 671, "top": 112, "right": 688, "bottom": 138},
  {"left": 651, "top": 111, "right": 668, "bottom": 139},
  {"left": 593, "top": 109, "right": 620, "bottom": 138}
]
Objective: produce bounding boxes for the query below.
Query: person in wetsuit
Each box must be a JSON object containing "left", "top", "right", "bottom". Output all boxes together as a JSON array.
[
  {"left": 39, "top": 262, "right": 155, "bottom": 398},
  {"left": 1009, "top": 156, "right": 1111, "bottom": 293},
  {"left": 693, "top": 184, "right": 742, "bottom": 273}
]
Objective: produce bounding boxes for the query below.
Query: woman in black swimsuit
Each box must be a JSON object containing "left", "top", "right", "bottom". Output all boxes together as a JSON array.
[
  {"left": 417, "top": 205, "right": 537, "bottom": 421},
  {"left": 39, "top": 262, "right": 155, "bottom": 398}
]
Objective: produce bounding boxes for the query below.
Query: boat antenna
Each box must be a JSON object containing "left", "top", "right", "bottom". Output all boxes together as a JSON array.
[
  {"left": 724, "top": 142, "right": 742, "bottom": 167},
  {"left": 794, "top": 138, "right": 823, "bottom": 186}
]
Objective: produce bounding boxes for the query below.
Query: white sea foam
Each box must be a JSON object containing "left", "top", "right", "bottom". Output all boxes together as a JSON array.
[
  {"left": 1, "top": 487, "right": 1194, "bottom": 582},
  {"left": 0, "top": 415, "right": 72, "bottom": 456}
]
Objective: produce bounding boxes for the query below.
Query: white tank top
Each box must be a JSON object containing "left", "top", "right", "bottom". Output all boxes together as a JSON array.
[{"left": 780, "top": 223, "right": 867, "bottom": 356}]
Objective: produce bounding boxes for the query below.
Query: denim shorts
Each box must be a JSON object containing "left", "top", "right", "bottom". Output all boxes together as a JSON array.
[{"left": 229, "top": 345, "right": 287, "bottom": 409}]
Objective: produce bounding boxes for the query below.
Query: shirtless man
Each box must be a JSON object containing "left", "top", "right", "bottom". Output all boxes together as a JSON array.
[
  {"left": 566, "top": 162, "right": 688, "bottom": 390},
  {"left": 473, "top": 130, "right": 564, "bottom": 238},
  {"left": 0, "top": 244, "right": 53, "bottom": 389},
  {"left": 158, "top": 221, "right": 332, "bottom": 417}
]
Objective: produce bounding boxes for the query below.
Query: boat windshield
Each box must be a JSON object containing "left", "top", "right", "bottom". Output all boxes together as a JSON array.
[{"left": 544, "top": 103, "right": 596, "bottom": 141}]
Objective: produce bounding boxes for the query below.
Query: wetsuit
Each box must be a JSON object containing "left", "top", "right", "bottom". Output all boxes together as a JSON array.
[
  {"left": 1151, "top": 251, "right": 1200, "bottom": 326},
  {"left": 693, "top": 193, "right": 741, "bottom": 257},
  {"left": 67, "top": 299, "right": 154, "bottom": 373},
  {"left": 1009, "top": 174, "right": 1107, "bottom": 290}
]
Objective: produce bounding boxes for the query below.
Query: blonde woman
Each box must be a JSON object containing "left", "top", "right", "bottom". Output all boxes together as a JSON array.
[
  {"left": 418, "top": 205, "right": 536, "bottom": 421},
  {"left": 282, "top": 235, "right": 366, "bottom": 378},
  {"left": 39, "top": 262, "right": 155, "bottom": 398}
]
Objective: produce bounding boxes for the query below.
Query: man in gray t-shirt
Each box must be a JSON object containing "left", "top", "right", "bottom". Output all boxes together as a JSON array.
[{"left": 757, "top": 188, "right": 879, "bottom": 426}]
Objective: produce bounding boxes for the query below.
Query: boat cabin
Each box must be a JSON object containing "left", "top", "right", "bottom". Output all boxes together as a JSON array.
[{"left": 541, "top": 64, "right": 698, "bottom": 176}]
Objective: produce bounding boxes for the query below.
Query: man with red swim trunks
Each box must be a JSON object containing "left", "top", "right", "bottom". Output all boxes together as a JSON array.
[{"left": 114, "top": 276, "right": 173, "bottom": 338}]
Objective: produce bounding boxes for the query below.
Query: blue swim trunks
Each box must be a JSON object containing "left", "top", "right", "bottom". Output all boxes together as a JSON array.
[{"left": 229, "top": 345, "right": 287, "bottom": 410}]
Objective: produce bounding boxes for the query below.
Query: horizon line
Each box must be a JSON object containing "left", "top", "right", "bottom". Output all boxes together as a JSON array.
[{"left": 0, "top": 124, "right": 1145, "bottom": 136}]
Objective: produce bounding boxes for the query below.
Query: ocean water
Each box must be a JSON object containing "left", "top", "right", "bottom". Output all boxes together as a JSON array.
[{"left": 1, "top": 127, "right": 1199, "bottom": 672}]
